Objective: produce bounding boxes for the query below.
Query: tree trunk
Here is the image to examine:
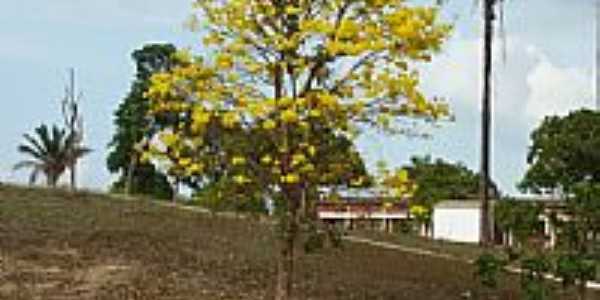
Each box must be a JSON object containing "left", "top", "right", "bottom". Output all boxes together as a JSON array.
[
  {"left": 172, "top": 178, "right": 179, "bottom": 203},
  {"left": 70, "top": 162, "right": 76, "bottom": 191},
  {"left": 275, "top": 228, "right": 294, "bottom": 300},
  {"left": 480, "top": 0, "right": 495, "bottom": 247},
  {"left": 47, "top": 173, "right": 58, "bottom": 188},
  {"left": 125, "top": 153, "right": 137, "bottom": 195},
  {"left": 275, "top": 189, "right": 300, "bottom": 300},
  {"left": 578, "top": 281, "right": 587, "bottom": 300}
]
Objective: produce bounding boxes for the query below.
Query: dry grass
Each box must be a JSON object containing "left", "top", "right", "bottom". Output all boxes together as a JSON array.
[{"left": 0, "top": 185, "right": 592, "bottom": 299}]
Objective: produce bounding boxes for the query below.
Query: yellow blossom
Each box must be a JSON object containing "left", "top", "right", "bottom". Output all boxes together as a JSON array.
[
  {"left": 350, "top": 176, "right": 365, "bottom": 187},
  {"left": 160, "top": 132, "right": 178, "bottom": 147},
  {"left": 188, "top": 163, "right": 204, "bottom": 174},
  {"left": 222, "top": 112, "right": 240, "bottom": 128},
  {"left": 231, "top": 156, "right": 246, "bottom": 165},
  {"left": 179, "top": 157, "right": 192, "bottom": 167},
  {"left": 291, "top": 153, "right": 306, "bottom": 166},
  {"left": 300, "top": 163, "right": 315, "bottom": 173},
  {"left": 410, "top": 205, "right": 429, "bottom": 217},
  {"left": 277, "top": 97, "right": 293, "bottom": 107},
  {"left": 281, "top": 173, "right": 300, "bottom": 184},
  {"left": 285, "top": 5, "right": 302, "bottom": 15},
  {"left": 298, "top": 121, "right": 309, "bottom": 131},
  {"left": 192, "top": 108, "right": 211, "bottom": 127},
  {"left": 140, "top": 152, "right": 152, "bottom": 163},
  {"left": 398, "top": 169, "right": 409, "bottom": 182},
  {"left": 260, "top": 155, "right": 272, "bottom": 165},
  {"left": 309, "top": 109, "right": 322, "bottom": 118},
  {"left": 319, "top": 94, "right": 337, "bottom": 107},
  {"left": 233, "top": 174, "right": 250, "bottom": 184},
  {"left": 280, "top": 109, "right": 298, "bottom": 123},
  {"left": 249, "top": 103, "right": 266, "bottom": 117},
  {"left": 216, "top": 53, "right": 234, "bottom": 69},
  {"left": 262, "top": 119, "right": 277, "bottom": 130}
]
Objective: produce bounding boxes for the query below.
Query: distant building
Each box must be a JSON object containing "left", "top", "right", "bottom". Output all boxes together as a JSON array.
[
  {"left": 432, "top": 200, "right": 485, "bottom": 243},
  {"left": 432, "top": 198, "right": 567, "bottom": 246},
  {"left": 316, "top": 188, "right": 413, "bottom": 233},
  {"left": 316, "top": 189, "right": 569, "bottom": 248}
]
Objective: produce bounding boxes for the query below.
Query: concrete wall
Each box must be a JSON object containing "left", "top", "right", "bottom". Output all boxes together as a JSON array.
[{"left": 433, "top": 208, "right": 480, "bottom": 243}]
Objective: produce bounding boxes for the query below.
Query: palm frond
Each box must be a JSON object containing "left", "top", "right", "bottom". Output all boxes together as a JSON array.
[
  {"left": 34, "top": 124, "right": 52, "bottom": 151},
  {"left": 17, "top": 144, "right": 47, "bottom": 162},
  {"left": 12, "top": 160, "right": 42, "bottom": 171},
  {"left": 12, "top": 160, "right": 45, "bottom": 185},
  {"left": 15, "top": 123, "right": 78, "bottom": 186},
  {"left": 22, "top": 132, "right": 48, "bottom": 158},
  {"left": 75, "top": 147, "right": 93, "bottom": 157}
]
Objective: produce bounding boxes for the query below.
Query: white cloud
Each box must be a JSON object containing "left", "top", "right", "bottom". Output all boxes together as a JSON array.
[
  {"left": 410, "top": 32, "right": 594, "bottom": 195},
  {"left": 525, "top": 53, "right": 593, "bottom": 120},
  {"left": 424, "top": 35, "right": 593, "bottom": 123}
]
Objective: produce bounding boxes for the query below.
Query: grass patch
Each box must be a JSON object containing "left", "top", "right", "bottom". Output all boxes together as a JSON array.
[{"left": 0, "top": 185, "right": 594, "bottom": 299}]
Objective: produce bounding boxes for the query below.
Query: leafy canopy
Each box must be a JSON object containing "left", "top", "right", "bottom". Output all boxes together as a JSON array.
[
  {"left": 143, "top": 0, "right": 451, "bottom": 202},
  {"left": 520, "top": 109, "right": 600, "bottom": 194},
  {"left": 405, "top": 155, "right": 492, "bottom": 206},
  {"left": 107, "top": 44, "right": 177, "bottom": 199}
]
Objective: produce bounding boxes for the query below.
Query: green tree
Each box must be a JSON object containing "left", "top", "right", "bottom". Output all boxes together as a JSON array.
[
  {"left": 494, "top": 199, "right": 544, "bottom": 254},
  {"left": 482, "top": 199, "right": 552, "bottom": 300},
  {"left": 14, "top": 124, "right": 91, "bottom": 187},
  {"left": 514, "top": 109, "right": 600, "bottom": 300},
  {"left": 406, "top": 155, "right": 498, "bottom": 206},
  {"left": 553, "top": 182, "right": 600, "bottom": 300},
  {"left": 520, "top": 109, "right": 600, "bottom": 195},
  {"left": 405, "top": 155, "right": 498, "bottom": 234},
  {"left": 106, "top": 43, "right": 177, "bottom": 199}
]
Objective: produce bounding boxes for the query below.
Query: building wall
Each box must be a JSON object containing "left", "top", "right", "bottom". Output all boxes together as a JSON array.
[{"left": 433, "top": 208, "right": 480, "bottom": 243}]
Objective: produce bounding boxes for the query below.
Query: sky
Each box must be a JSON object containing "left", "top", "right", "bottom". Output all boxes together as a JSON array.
[{"left": 0, "top": 0, "right": 595, "bottom": 195}]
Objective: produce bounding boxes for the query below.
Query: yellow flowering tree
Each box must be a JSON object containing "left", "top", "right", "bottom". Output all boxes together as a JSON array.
[{"left": 143, "top": 0, "right": 451, "bottom": 298}]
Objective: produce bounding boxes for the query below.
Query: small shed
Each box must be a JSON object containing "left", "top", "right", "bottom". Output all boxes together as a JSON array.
[{"left": 432, "top": 200, "right": 487, "bottom": 243}]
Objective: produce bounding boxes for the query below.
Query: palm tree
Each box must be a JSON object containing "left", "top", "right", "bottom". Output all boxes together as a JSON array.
[{"left": 13, "top": 124, "right": 91, "bottom": 187}]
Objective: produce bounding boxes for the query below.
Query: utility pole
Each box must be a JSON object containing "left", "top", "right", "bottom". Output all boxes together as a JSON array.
[
  {"left": 480, "top": 0, "right": 495, "bottom": 246},
  {"left": 62, "top": 68, "right": 84, "bottom": 191}
]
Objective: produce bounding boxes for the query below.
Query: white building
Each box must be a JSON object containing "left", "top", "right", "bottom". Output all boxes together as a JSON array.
[{"left": 432, "top": 200, "right": 487, "bottom": 243}]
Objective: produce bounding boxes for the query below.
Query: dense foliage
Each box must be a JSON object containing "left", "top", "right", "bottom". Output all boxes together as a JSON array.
[
  {"left": 520, "top": 109, "right": 600, "bottom": 194},
  {"left": 106, "top": 44, "right": 176, "bottom": 199},
  {"left": 406, "top": 155, "right": 498, "bottom": 205}
]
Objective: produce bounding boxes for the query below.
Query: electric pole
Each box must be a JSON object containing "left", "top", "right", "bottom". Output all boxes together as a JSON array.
[{"left": 480, "top": 0, "right": 495, "bottom": 246}]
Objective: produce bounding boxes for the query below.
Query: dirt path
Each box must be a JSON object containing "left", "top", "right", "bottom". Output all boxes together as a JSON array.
[{"left": 342, "top": 235, "right": 469, "bottom": 263}]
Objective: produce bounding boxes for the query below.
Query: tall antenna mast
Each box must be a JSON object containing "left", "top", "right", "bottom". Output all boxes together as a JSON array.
[{"left": 62, "top": 68, "right": 84, "bottom": 191}]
